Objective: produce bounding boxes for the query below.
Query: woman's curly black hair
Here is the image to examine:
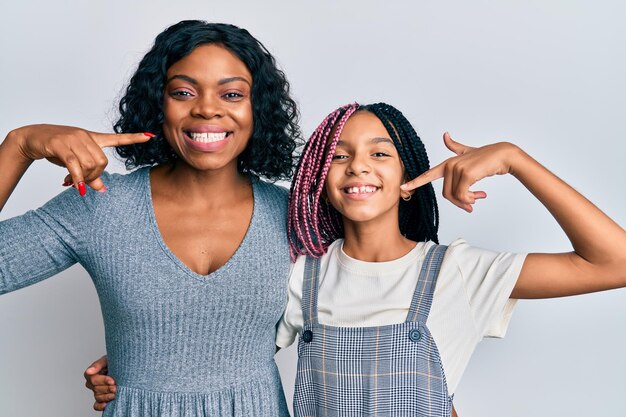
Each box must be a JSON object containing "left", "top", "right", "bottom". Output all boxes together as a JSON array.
[{"left": 114, "top": 20, "right": 302, "bottom": 181}]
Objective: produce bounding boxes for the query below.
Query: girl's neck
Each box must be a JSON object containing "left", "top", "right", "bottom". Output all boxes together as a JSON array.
[{"left": 342, "top": 221, "right": 416, "bottom": 262}]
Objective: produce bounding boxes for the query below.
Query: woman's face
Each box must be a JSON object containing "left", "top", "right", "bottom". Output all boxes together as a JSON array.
[
  {"left": 325, "top": 111, "right": 407, "bottom": 226},
  {"left": 162, "top": 44, "right": 254, "bottom": 172}
]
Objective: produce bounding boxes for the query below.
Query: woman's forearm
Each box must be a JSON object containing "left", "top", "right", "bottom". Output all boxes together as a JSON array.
[{"left": 0, "top": 129, "right": 32, "bottom": 212}]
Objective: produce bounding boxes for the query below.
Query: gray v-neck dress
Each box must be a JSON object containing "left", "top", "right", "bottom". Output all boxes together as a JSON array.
[{"left": 0, "top": 168, "right": 291, "bottom": 416}]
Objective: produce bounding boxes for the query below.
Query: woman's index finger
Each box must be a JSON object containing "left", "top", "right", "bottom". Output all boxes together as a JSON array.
[
  {"left": 401, "top": 162, "right": 445, "bottom": 191},
  {"left": 93, "top": 132, "right": 153, "bottom": 148}
]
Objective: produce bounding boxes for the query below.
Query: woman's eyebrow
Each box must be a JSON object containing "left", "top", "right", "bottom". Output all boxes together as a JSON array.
[
  {"left": 218, "top": 76, "right": 251, "bottom": 86},
  {"left": 166, "top": 74, "right": 198, "bottom": 84},
  {"left": 165, "top": 75, "right": 251, "bottom": 86}
]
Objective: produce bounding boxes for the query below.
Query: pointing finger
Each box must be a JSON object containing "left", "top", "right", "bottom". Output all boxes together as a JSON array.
[
  {"left": 401, "top": 161, "right": 445, "bottom": 191},
  {"left": 87, "top": 177, "right": 108, "bottom": 193},
  {"left": 93, "top": 132, "right": 154, "bottom": 148}
]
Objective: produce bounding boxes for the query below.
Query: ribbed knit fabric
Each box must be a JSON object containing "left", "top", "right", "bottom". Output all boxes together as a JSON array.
[{"left": 0, "top": 168, "right": 291, "bottom": 416}]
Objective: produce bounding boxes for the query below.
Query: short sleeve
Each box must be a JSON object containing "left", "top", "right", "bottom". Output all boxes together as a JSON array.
[
  {"left": 0, "top": 180, "right": 104, "bottom": 294},
  {"left": 275, "top": 256, "right": 306, "bottom": 348},
  {"left": 446, "top": 239, "right": 527, "bottom": 338}
]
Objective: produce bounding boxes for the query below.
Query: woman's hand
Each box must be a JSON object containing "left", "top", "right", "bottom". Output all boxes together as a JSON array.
[
  {"left": 83, "top": 355, "right": 117, "bottom": 411},
  {"left": 8, "top": 124, "right": 153, "bottom": 194},
  {"left": 401, "top": 132, "right": 522, "bottom": 212}
]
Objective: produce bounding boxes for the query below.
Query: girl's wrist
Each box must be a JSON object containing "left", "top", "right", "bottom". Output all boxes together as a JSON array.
[{"left": 505, "top": 142, "right": 531, "bottom": 177}]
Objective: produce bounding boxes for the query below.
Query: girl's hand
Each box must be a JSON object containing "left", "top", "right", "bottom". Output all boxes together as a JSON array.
[
  {"left": 83, "top": 355, "right": 117, "bottom": 411},
  {"left": 401, "top": 132, "right": 521, "bottom": 212},
  {"left": 10, "top": 125, "right": 153, "bottom": 195}
]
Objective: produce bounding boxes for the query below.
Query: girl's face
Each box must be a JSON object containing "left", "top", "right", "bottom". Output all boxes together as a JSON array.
[
  {"left": 325, "top": 111, "right": 407, "bottom": 226},
  {"left": 162, "top": 44, "right": 254, "bottom": 172}
]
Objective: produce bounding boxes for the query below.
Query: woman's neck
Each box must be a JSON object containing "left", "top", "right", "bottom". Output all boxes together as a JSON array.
[
  {"left": 151, "top": 160, "right": 251, "bottom": 206},
  {"left": 341, "top": 220, "right": 416, "bottom": 262}
]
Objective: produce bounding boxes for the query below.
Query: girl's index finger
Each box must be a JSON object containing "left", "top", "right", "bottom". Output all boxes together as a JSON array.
[
  {"left": 93, "top": 132, "right": 154, "bottom": 149},
  {"left": 401, "top": 162, "right": 445, "bottom": 191}
]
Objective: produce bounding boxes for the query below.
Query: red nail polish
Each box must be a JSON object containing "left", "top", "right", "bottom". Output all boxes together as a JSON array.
[
  {"left": 143, "top": 132, "right": 156, "bottom": 138},
  {"left": 78, "top": 182, "right": 87, "bottom": 196},
  {"left": 62, "top": 181, "right": 72, "bottom": 187}
]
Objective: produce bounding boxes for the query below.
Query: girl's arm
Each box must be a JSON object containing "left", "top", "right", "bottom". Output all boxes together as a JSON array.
[
  {"left": 403, "top": 133, "right": 626, "bottom": 299},
  {"left": 0, "top": 125, "right": 151, "bottom": 211}
]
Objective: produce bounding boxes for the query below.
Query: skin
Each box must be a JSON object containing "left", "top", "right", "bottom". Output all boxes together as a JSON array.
[{"left": 403, "top": 133, "right": 626, "bottom": 299}]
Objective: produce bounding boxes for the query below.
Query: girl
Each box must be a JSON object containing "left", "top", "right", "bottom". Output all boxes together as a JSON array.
[
  {"left": 0, "top": 20, "right": 301, "bottom": 416},
  {"left": 279, "top": 102, "right": 625, "bottom": 415}
]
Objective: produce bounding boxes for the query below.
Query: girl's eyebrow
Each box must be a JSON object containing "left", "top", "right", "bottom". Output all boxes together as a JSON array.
[
  {"left": 336, "top": 137, "right": 394, "bottom": 147},
  {"left": 165, "top": 75, "right": 251, "bottom": 86}
]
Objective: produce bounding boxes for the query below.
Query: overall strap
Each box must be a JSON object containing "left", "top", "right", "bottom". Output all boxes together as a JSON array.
[
  {"left": 301, "top": 255, "right": 321, "bottom": 326},
  {"left": 406, "top": 244, "right": 448, "bottom": 323}
]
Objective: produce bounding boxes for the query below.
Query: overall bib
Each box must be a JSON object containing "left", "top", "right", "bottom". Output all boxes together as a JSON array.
[{"left": 293, "top": 244, "right": 452, "bottom": 417}]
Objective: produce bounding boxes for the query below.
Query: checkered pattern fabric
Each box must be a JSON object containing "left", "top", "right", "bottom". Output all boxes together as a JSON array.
[{"left": 293, "top": 245, "right": 452, "bottom": 417}]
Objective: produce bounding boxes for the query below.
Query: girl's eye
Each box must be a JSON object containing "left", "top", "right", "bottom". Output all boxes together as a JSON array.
[
  {"left": 332, "top": 154, "right": 349, "bottom": 160},
  {"left": 373, "top": 152, "right": 390, "bottom": 157}
]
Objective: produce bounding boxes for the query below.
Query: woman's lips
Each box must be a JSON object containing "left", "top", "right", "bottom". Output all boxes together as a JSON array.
[{"left": 183, "top": 131, "right": 232, "bottom": 152}]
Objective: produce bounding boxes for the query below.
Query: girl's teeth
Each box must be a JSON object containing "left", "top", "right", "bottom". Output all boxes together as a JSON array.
[
  {"left": 346, "top": 186, "right": 377, "bottom": 194},
  {"left": 188, "top": 132, "right": 228, "bottom": 143}
]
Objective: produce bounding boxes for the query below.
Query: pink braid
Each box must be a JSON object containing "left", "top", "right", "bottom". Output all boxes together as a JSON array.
[{"left": 288, "top": 103, "right": 360, "bottom": 260}]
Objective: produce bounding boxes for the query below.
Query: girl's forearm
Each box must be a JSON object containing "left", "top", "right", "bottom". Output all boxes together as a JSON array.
[{"left": 509, "top": 146, "right": 626, "bottom": 268}]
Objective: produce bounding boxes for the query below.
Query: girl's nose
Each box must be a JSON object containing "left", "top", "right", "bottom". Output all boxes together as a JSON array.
[{"left": 346, "top": 154, "right": 371, "bottom": 175}]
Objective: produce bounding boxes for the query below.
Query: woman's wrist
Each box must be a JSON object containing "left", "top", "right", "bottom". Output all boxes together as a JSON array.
[{"left": 3, "top": 127, "right": 33, "bottom": 164}]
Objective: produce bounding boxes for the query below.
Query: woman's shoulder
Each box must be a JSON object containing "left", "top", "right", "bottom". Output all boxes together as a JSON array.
[{"left": 254, "top": 178, "right": 289, "bottom": 202}]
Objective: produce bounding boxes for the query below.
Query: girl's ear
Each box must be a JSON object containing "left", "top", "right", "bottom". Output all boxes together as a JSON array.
[
  {"left": 401, "top": 173, "right": 414, "bottom": 201},
  {"left": 400, "top": 188, "right": 414, "bottom": 202}
]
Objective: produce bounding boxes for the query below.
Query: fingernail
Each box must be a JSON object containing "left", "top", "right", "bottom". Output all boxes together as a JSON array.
[
  {"left": 143, "top": 132, "right": 156, "bottom": 138},
  {"left": 62, "top": 181, "right": 72, "bottom": 187},
  {"left": 97, "top": 185, "right": 108, "bottom": 193},
  {"left": 400, "top": 184, "right": 409, "bottom": 190},
  {"left": 78, "top": 182, "right": 87, "bottom": 197}
]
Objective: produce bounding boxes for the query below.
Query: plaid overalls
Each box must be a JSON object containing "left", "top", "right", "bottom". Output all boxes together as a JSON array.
[{"left": 293, "top": 244, "right": 452, "bottom": 417}]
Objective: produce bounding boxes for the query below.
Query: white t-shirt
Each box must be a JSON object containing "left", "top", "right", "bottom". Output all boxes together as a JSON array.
[{"left": 275, "top": 238, "right": 527, "bottom": 394}]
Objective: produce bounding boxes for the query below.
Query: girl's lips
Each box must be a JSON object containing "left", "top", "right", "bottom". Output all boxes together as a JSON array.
[{"left": 341, "top": 185, "right": 380, "bottom": 201}]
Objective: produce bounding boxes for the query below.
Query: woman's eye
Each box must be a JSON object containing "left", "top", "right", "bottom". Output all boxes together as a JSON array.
[
  {"left": 170, "top": 90, "right": 193, "bottom": 99},
  {"left": 223, "top": 92, "right": 244, "bottom": 100}
]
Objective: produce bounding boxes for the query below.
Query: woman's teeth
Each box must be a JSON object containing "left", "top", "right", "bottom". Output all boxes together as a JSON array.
[
  {"left": 345, "top": 186, "right": 378, "bottom": 194},
  {"left": 187, "top": 132, "right": 229, "bottom": 143}
]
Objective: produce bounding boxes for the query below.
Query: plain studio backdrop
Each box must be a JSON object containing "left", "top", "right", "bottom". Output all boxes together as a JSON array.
[{"left": 1, "top": 1, "right": 624, "bottom": 416}]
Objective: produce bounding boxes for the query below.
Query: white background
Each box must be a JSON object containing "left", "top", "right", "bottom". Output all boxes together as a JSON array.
[{"left": 1, "top": 1, "right": 624, "bottom": 416}]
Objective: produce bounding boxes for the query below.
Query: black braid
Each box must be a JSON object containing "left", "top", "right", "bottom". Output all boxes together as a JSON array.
[{"left": 359, "top": 103, "right": 439, "bottom": 243}]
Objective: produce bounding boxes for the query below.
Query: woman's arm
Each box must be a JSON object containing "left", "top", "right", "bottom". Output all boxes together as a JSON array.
[
  {"left": 403, "top": 133, "right": 626, "bottom": 298},
  {"left": 0, "top": 125, "right": 151, "bottom": 211}
]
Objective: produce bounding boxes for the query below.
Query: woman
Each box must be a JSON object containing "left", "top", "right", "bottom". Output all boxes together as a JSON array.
[{"left": 0, "top": 20, "right": 300, "bottom": 416}]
